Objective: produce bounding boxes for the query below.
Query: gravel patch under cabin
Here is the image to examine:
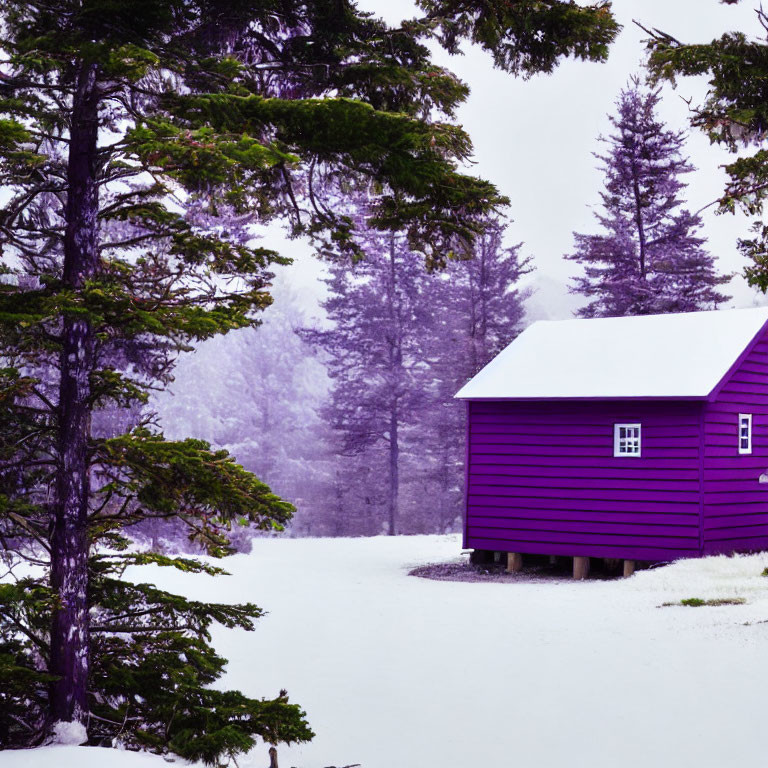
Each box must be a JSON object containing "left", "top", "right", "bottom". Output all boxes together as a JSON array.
[{"left": 410, "top": 556, "right": 578, "bottom": 583}]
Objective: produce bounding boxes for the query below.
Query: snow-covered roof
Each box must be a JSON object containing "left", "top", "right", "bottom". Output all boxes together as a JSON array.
[{"left": 455, "top": 307, "right": 768, "bottom": 400}]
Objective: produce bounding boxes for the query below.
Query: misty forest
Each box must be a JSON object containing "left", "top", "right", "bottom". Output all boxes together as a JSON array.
[{"left": 2, "top": 1, "right": 768, "bottom": 767}]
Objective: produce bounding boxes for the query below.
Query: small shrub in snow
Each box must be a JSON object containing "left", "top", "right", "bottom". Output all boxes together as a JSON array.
[{"left": 660, "top": 597, "right": 747, "bottom": 608}]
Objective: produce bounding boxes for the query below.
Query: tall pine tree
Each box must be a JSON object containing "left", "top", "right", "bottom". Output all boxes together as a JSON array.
[
  {"left": 302, "top": 223, "right": 432, "bottom": 536},
  {"left": 0, "top": 0, "right": 619, "bottom": 758},
  {"left": 568, "top": 78, "right": 730, "bottom": 317}
]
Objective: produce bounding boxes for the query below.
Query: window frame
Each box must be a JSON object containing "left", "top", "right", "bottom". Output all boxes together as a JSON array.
[
  {"left": 738, "top": 413, "right": 753, "bottom": 455},
  {"left": 613, "top": 423, "right": 642, "bottom": 458}
]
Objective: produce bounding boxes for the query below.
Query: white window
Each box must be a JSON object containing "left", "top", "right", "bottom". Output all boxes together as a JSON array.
[
  {"left": 614, "top": 423, "right": 641, "bottom": 457},
  {"left": 739, "top": 414, "right": 752, "bottom": 455}
]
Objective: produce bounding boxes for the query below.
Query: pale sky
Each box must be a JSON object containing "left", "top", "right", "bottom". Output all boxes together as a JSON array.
[{"left": 271, "top": 0, "right": 768, "bottom": 318}]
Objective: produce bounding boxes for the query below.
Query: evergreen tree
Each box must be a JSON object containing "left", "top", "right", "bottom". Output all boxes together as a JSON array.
[
  {"left": 567, "top": 78, "right": 730, "bottom": 317},
  {"left": 644, "top": 6, "right": 768, "bottom": 292},
  {"left": 416, "top": 219, "right": 530, "bottom": 531},
  {"left": 302, "top": 225, "right": 432, "bottom": 536},
  {"left": 0, "top": 0, "right": 619, "bottom": 757},
  {"left": 438, "top": 220, "right": 530, "bottom": 378}
]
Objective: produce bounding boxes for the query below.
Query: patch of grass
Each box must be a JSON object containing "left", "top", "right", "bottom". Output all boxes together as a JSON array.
[
  {"left": 660, "top": 597, "right": 746, "bottom": 608},
  {"left": 761, "top": 567, "right": 768, "bottom": 577}
]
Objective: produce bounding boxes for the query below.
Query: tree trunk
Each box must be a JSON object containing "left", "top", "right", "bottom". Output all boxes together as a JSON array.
[
  {"left": 49, "top": 61, "right": 100, "bottom": 730},
  {"left": 478, "top": 233, "right": 488, "bottom": 362},
  {"left": 468, "top": 260, "right": 478, "bottom": 373},
  {"left": 388, "top": 409, "right": 399, "bottom": 536},
  {"left": 631, "top": 160, "right": 648, "bottom": 280}
]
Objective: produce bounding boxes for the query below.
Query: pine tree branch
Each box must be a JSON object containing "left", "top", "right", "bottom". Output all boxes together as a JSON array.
[
  {"left": 632, "top": 19, "right": 681, "bottom": 47},
  {"left": 0, "top": 609, "right": 50, "bottom": 652},
  {"left": 6, "top": 511, "right": 51, "bottom": 553},
  {"left": 31, "top": 387, "right": 57, "bottom": 414}
]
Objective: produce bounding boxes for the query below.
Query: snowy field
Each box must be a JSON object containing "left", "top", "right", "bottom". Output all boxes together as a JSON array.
[{"left": 7, "top": 534, "right": 768, "bottom": 768}]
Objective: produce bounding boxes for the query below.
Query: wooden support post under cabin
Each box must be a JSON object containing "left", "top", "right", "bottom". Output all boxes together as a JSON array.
[
  {"left": 573, "top": 556, "right": 590, "bottom": 580},
  {"left": 506, "top": 553, "right": 523, "bottom": 573},
  {"left": 623, "top": 560, "right": 636, "bottom": 578}
]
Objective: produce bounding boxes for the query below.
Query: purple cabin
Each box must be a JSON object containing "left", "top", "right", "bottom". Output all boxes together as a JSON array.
[{"left": 455, "top": 307, "right": 768, "bottom": 565}]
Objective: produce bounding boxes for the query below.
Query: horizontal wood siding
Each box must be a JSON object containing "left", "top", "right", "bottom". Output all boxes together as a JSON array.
[
  {"left": 703, "top": 330, "right": 768, "bottom": 555},
  {"left": 466, "top": 401, "right": 703, "bottom": 561}
]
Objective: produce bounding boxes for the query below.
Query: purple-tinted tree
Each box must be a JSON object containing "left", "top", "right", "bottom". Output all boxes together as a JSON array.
[
  {"left": 568, "top": 78, "right": 731, "bottom": 317},
  {"left": 415, "top": 219, "right": 531, "bottom": 531},
  {"left": 302, "top": 226, "right": 434, "bottom": 536}
]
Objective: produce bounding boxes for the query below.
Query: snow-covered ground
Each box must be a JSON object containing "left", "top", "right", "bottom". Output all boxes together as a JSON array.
[
  {"left": 7, "top": 535, "right": 768, "bottom": 768},
  {"left": 2, "top": 746, "right": 175, "bottom": 768},
  {"left": 146, "top": 535, "right": 768, "bottom": 767}
]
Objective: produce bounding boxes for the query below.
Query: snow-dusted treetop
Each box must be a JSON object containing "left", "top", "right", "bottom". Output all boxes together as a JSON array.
[{"left": 455, "top": 307, "right": 768, "bottom": 399}]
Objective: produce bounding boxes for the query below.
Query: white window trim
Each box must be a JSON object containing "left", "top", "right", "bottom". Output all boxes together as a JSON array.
[
  {"left": 614, "top": 423, "right": 642, "bottom": 458},
  {"left": 738, "top": 413, "right": 753, "bottom": 455}
]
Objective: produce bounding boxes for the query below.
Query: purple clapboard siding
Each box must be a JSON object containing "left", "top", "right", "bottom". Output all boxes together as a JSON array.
[
  {"left": 465, "top": 400, "right": 704, "bottom": 560},
  {"left": 702, "top": 327, "right": 768, "bottom": 555}
]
